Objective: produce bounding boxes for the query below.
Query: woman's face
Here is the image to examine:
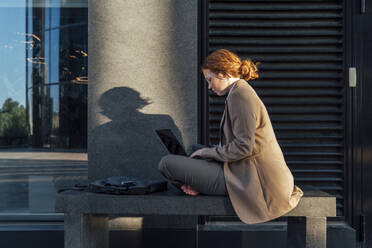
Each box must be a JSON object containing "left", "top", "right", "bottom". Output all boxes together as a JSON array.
[{"left": 202, "top": 69, "right": 231, "bottom": 96}]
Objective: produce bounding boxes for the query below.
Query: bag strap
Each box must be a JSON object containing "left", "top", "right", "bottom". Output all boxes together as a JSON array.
[{"left": 57, "top": 183, "right": 89, "bottom": 193}]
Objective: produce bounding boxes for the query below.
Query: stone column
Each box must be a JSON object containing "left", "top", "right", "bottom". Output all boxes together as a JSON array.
[
  {"left": 64, "top": 213, "right": 109, "bottom": 248},
  {"left": 88, "top": 0, "right": 198, "bottom": 181}
]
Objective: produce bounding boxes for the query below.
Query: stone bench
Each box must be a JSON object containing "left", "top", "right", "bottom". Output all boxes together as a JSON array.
[{"left": 55, "top": 186, "right": 336, "bottom": 248}]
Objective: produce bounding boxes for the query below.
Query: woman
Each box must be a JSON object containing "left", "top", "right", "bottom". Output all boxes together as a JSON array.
[{"left": 158, "top": 49, "right": 303, "bottom": 224}]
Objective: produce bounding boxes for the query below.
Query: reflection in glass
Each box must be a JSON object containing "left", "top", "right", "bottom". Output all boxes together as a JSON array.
[
  {"left": 51, "top": 7, "right": 61, "bottom": 29},
  {"left": 0, "top": 1, "right": 88, "bottom": 214},
  {"left": 0, "top": 99, "right": 28, "bottom": 146},
  {"left": 50, "top": 29, "right": 59, "bottom": 83},
  {"left": 25, "top": 2, "right": 88, "bottom": 149},
  {"left": 0, "top": 7, "right": 27, "bottom": 140}
]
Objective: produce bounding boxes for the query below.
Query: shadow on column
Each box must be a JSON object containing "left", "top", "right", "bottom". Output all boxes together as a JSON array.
[{"left": 89, "top": 86, "right": 183, "bottom": 181}]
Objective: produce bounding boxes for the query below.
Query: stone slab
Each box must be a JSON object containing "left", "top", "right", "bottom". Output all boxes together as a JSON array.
[
  {"left": 55, "top": 190, "right": 336, "bottom": 217},
  {"left": 285, "top": 191, "right": 337, "bottom": 217}
]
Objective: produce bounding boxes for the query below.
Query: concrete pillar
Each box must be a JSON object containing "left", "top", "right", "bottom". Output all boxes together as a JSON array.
[
  {"left": 287, "top": 216, "right": 327, "bottom": 248},
  {"left": 88, "top": 0, "right": 198, "bottom": 181},
  {"left": 64, "top": 213, "right": 108, "bottom": 248}
]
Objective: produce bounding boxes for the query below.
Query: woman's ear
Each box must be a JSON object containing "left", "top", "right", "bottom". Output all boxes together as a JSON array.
[
  {"left": 217, "top": 72, "right": 229, "bottom": 79},
  {"left": 223, "top": 72, "right": 231, "bottom": 79}
]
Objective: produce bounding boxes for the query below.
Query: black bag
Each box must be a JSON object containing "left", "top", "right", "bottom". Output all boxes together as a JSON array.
[{"left": 58, "top": 176, "right": 168, "bottom": 195}]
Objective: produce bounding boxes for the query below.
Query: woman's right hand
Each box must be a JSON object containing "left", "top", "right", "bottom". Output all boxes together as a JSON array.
[{"left": 190, "top": 148, "right": 210, "bottom": 158}]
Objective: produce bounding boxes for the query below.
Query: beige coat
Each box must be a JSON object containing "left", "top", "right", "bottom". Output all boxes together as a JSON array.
[{"left": 201, "top": 79, "right": 303, "bottom": 224}]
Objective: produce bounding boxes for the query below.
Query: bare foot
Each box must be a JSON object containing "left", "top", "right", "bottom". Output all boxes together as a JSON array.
[{"left": 181, "top": 184, "right": 200, "bottom": 196}]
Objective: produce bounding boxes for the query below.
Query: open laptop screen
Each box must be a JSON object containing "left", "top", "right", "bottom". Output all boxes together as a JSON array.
[{"left": 155, "top": 129, "right": 187, "bottom": 156}]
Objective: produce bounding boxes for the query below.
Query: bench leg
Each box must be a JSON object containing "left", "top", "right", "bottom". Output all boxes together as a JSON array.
[
  {"left": 64, "top": 213, "right": 109, "bottom": 248},
  {"left": 287, "top": 216, "right": 327, "bottom": 248},
  {"left": 196, "top": 216, "right": 207, "bottom": 248}
]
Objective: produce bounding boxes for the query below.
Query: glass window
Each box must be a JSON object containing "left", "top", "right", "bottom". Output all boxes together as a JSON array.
[
  {"left": 0, "top": 0, "right": 88, "bottom": 215},
  {"left": 51, "top": 7, "right": 60, "bottom": 29},
  {"left": 50, "top": 29, "right": 60, "bottom": 83}
]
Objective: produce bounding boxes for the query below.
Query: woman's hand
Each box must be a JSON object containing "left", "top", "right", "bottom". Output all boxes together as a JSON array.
[{"left": 190, "top": 148, "right": 210, "bottom": 158}]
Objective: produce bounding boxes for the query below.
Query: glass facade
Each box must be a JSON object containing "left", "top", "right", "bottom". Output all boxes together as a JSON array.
[
  {"left": 26, "top": 2, "right": 88, "bottom": 148},
  {"left": 0, "top": 0, "right": 88, "bottom": 214}
]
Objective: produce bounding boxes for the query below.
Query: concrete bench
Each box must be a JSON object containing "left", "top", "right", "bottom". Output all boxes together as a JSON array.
[{"left": 55, "top": 186, "right": 336, "bottom": 248}]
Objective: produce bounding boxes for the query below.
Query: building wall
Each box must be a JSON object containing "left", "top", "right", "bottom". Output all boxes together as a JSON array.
[{"left": 88, "top": 0, "right": 198, "bottom": 181}]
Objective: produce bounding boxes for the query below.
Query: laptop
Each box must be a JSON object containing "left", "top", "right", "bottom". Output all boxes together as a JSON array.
[
  {"left": 155, "top": 129, "right": 188, "bottom": 156},
  {"left": 156, "top": 129, "right": 217, "bottom": 162}
]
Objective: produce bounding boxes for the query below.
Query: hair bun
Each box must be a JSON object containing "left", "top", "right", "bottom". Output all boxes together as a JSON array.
[{"left": 240, "top": 59, "right": 259, "bottom": 81}]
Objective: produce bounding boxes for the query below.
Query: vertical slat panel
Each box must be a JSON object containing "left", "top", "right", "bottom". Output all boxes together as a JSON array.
[{"left": 205, "top": 0, "right": 345, "bottom": 216}]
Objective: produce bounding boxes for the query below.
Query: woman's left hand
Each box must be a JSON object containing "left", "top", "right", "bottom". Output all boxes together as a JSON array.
[{"left": 190, "top": 148, "right": 210, "bottom": 158}]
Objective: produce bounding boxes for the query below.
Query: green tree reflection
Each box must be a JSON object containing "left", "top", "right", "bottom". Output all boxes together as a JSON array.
[{"left": 0, "top": 98, "right": 28, "bottom": 138}]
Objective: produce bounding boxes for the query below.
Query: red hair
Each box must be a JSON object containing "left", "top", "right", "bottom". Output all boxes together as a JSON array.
[{"left": 202, "top": 49, "right": 259, "bottom": 81}]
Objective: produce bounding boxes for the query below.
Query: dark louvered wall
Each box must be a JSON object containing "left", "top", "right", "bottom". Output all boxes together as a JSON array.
[{"left": 204, "top": 0, "right": 345, "bottom": 216}]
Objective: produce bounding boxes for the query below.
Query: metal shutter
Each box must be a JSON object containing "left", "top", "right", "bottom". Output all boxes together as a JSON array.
[{"left": 201, "top": 0, "right": 345, "bottom": 216}]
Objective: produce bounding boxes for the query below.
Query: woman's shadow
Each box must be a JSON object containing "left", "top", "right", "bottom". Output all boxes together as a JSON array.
[{"left": 89, "top": 87, "right": 184, "bottom": 181}]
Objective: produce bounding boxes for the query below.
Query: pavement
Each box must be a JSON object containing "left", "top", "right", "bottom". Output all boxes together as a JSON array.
[{"left": 0, "top": 148, "right": 87, "bottom": 213}]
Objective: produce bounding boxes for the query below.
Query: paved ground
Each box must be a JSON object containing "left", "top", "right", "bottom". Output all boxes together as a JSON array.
[{"left": 0, "top": 148, "right": 87, "bottom": 213}]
